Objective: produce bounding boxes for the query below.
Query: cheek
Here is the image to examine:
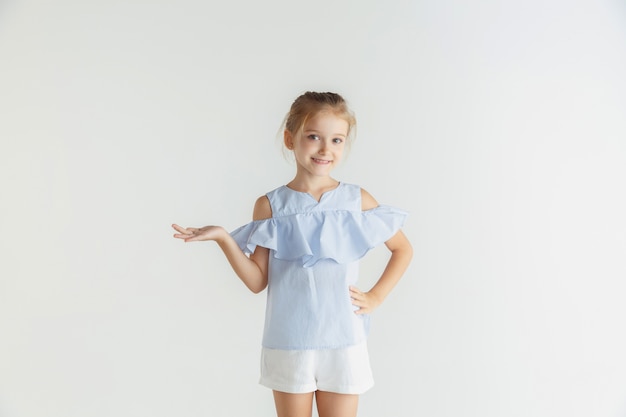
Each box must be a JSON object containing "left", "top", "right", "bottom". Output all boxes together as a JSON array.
[
  {"left": 296, "top": 140, "right": 317, "bottom": 153},
  {"left": 333, "top": 148, "right": 345, "bottom": 161},
  {"left": 292, "top": 143, "right": 313, "bottom": 160}
]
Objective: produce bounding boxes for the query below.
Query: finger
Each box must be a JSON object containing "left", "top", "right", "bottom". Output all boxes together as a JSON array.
[
  {"left": 184, "top": 228, "right": 200, "bottom": 236},
  {"left": 349, "top": 287, "right": 364, "bottom": 300},
  {"left": 353, "top": 302, "right": 371, "bottom": 314},
  {"left": 351, "top": 298, "right": 366, "bottom": 308},
  {"left": 353, "top": 301, "right": 373, "bottom": 313},
  {"left": 172, "top": 224, "right": 191, "bottom": 234},
  {"left": 173, "top": 233, "right": 196, "bottom": 239}
]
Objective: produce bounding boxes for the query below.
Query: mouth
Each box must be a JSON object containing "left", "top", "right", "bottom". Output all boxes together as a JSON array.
[{"left": 312, "top": 158, "right": 332, "bottom": 165}]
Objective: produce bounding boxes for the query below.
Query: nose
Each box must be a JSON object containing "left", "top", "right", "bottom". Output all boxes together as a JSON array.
[{"left": 318, "top": 140, "right": 328, "bottom": 154}]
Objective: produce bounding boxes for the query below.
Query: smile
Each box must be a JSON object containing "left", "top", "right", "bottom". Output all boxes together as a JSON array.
[{"left": 312, "top": 158, "right": 331, "bottom": 164}]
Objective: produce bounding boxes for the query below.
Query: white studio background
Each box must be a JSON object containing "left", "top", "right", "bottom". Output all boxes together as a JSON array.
[{"left": 1, "top": 0, "right": 625, "bottom": 416}]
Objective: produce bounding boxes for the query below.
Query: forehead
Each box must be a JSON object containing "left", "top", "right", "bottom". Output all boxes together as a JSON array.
[{"left": 303, "top": 111, "right": 349, "bottom": 135}]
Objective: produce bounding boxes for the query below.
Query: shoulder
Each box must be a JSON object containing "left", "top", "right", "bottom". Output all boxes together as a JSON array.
[
  {"left": 253, "top": 195, "right": 272, "bottom": 220},
  {"left": 360, "top": 187, "right": 379, "bottom": 211}
]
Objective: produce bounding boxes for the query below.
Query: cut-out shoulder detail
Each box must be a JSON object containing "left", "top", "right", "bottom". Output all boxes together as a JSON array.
[
  {"left": 360, "top": 188, "right": 379, "bottom": 211},
  {"left": 253, "top": 195, "right": 272, "bottom": 221}
]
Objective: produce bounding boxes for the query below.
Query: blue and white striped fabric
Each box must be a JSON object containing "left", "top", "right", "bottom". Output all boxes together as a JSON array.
[{"left": 231, "top": 183, "right": 407, "bottom": 350}]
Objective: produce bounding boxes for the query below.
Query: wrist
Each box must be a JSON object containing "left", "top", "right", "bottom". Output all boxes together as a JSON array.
[
  {"left": 218, "top": 227, "right": 232, "bottom": 242},
  {"left": 367, "top": 290, "right": 384, "bottom": 308}
]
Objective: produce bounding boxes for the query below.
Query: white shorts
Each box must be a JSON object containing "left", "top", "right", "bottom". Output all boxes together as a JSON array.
[{"left": 259, "top": 341, "right": 374, "bottom": 394}]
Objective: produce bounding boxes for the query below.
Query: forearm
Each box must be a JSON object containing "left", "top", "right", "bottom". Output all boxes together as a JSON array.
[
  {"left": 369, "top": 242, "right": 413, "bottom": 304},
  {"left": 173, "top": 222, "right": 268, "bottom": 293},
  {"left": 216, "top": 233, "right": 268, "bottom": 293}
]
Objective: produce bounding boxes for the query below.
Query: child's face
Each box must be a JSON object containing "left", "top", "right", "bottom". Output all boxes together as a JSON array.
[{"left": 286, "top": 112, "right": 349, "bottom": 178}]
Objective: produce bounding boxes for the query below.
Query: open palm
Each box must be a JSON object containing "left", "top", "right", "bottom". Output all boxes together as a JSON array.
[{"left": 171, "top": 224, "right": 226, "bottom": 242}]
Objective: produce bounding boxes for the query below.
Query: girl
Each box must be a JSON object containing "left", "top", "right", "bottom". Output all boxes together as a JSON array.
[{"left": 172, "top": 91, "right": 412, "bottom": 417}]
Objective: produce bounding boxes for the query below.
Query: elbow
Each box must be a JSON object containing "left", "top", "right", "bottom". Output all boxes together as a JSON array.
[
  {"left": 250, "top": 286, "right": 267, "bottom": 294},
  {"left": 403, "top": 235, "right": 413, "bottom": 256},
  {"left": 248, "top": 278, "right": 268, "bottom": 294},
  {"left": 249, "top": 285, "right": 266, "bottom": 294}
]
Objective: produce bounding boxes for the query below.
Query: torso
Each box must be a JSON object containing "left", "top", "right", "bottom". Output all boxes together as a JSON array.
[{"left": 262, "top": 182, "right": 370, "bottom": 350}]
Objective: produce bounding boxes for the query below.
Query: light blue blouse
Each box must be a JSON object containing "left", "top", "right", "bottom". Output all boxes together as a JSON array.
[{"left": 230, "top": 183, "right": 407, "bottom": 350}]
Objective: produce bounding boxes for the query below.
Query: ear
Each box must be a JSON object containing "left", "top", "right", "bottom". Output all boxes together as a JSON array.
[{"left": 284, "top": 130, "right": 294, "bottom": 150}]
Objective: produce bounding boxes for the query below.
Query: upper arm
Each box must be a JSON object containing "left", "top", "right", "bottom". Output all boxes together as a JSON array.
[
  {"left": 361, "top": 188, "right": 412, "bottom": 254},
  {"left": 250, "top": 195, "right": 271, "bottom": 287},
  {"left": 360, "top": 188, "right": 379, "bottom": 211},
  {"left": 384, "top": 229, "right": 412, "bottom": 254}
]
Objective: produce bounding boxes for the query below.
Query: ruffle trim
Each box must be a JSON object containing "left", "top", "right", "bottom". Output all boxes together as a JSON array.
[{"left": 230, "top": 205, "right": 407, "bottom": 267}]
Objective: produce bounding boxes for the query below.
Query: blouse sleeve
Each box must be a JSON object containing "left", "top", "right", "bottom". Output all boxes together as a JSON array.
[{"left": 230, "top": 205, "right": 408, "bottom": 267}]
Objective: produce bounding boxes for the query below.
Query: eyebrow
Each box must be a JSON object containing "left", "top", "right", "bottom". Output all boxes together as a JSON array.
[{"left": 304, "top": 130, "right": 347, "bottom": 137}]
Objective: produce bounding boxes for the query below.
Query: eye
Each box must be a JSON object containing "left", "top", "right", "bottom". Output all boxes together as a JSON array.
[
  {"left": 333, "top": 138, "right": 344, "bottom": 144},
  {"left": 307, "top": 134, "right": 320, "bottom": 141}
]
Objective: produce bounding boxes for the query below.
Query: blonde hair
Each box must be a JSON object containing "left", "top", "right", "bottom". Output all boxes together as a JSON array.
[{"left": 281, "top": 91, "right": 357, "bottom": 149}]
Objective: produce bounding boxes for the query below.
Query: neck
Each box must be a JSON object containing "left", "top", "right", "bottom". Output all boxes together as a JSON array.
[{"left": 287, "top": 174, "right": 339, "bottom": 195}]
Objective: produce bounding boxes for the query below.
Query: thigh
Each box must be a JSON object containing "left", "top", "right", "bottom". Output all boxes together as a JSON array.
[
  {"left": 314, "top": 342, "right": 374, "bottom": 394},
  {"left": 273, "top": 390, "right": 314, "bottom": 417},
  {"left": 315, "top": 391, "right": 359, "bottom": 417},
  {"left": 261, "top": 348, "right": 318, "bottom": 393}
]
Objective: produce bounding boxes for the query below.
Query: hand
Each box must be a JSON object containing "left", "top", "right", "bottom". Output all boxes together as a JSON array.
[
  {"left": 350, "top": 286, "right": 382, "bottom": 315},
  {"left": 171, "top": 224, "right": 227, "bottom": 242}
]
